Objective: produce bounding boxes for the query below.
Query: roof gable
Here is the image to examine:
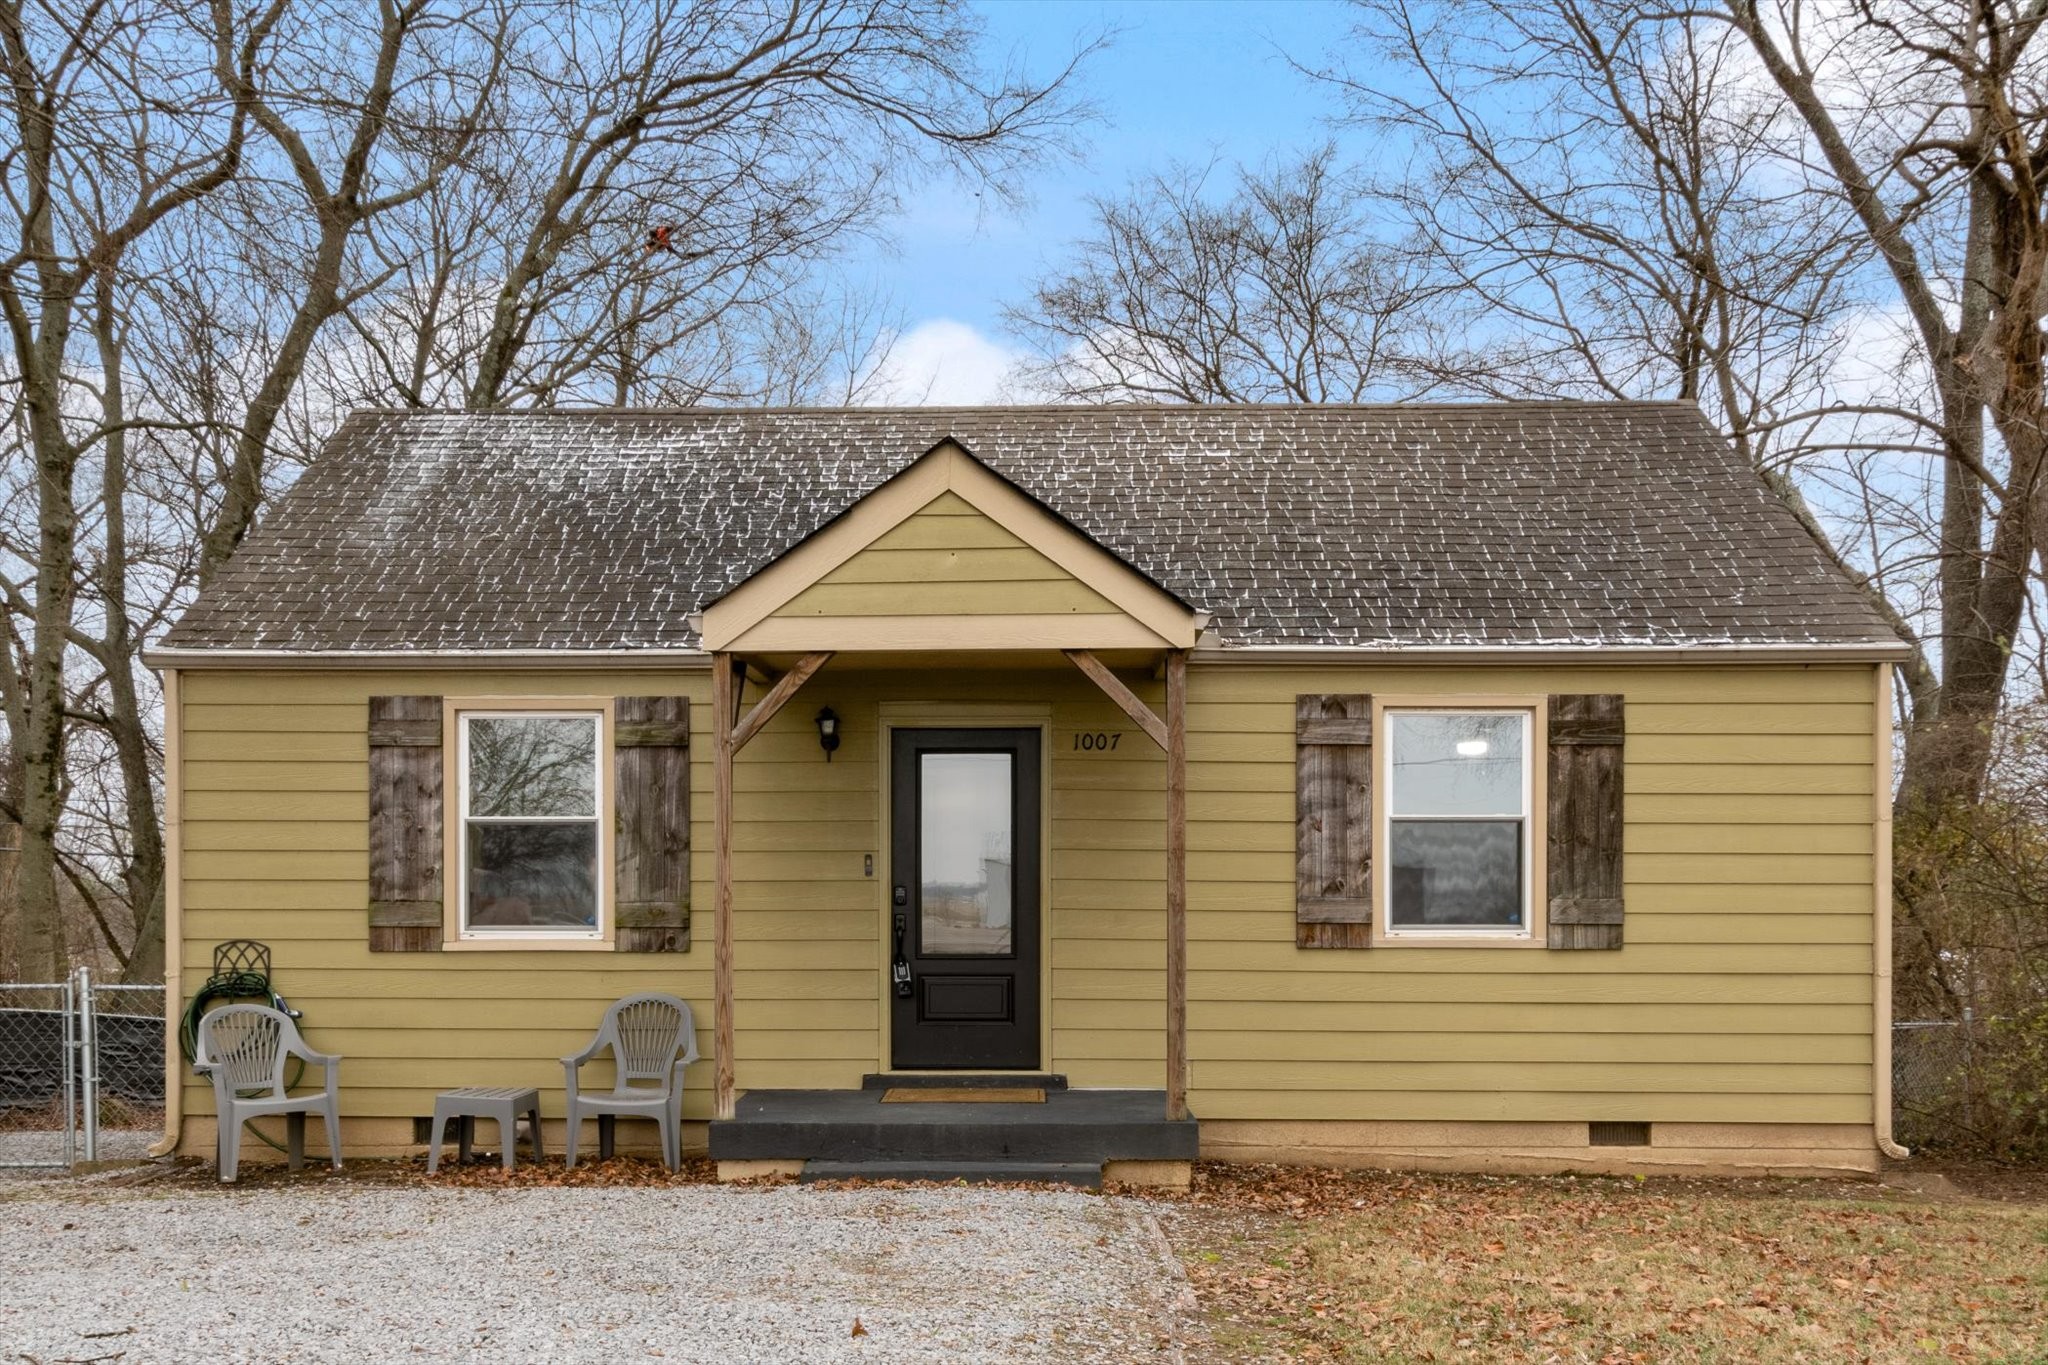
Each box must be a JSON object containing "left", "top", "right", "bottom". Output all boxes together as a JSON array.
[
  {"left": 780, "top": 492, "right": 1121, "bottom": 614},
  {"left": 702, "top": 441, "right": 1202, "bottom": 651}
]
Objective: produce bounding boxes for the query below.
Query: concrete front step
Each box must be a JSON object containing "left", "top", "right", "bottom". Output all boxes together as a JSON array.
[
  {"left": 799, "top": 1160, "right": 1101, "bottom": 1188},
  {"left": 708, "top": 1088, "right": 1197, "bottom": 1165}
]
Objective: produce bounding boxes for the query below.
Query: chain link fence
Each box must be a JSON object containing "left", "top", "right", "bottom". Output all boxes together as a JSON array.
[
  {"left": 0, "top": 980, "right": 76, "bottom": 1168},
  {"left": 0, "top": 970, "right": 166, "bottom": 1168},
  {"left": 85, "top": 981, "right": 166, "bottom": 1162},
  {"left": 1893, "top": 1019, "right": 1972, "bottom": 1152}
]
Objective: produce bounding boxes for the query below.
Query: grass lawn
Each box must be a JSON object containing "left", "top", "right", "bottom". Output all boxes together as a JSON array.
[{"left": 1156, "top": 1164, "right": 2048, "bottom": 1363}]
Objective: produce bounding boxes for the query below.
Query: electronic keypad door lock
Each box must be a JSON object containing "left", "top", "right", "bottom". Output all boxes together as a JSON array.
[{"left": 891, "top": 910, "right": 913, "bottom": 998}]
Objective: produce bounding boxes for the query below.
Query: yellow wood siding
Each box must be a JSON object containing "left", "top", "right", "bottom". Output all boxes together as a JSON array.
[
  {"left": 176, "top": 659, "right": 1879, "bottom": 1134},
  {"left": 181, "top": 669, "right": 717, "bottom": 1125},
  {"left": 770, "top": 493, "right": 1121, "bottom": 618},
  {"left": 1166, "top": 664, "right": 1877, "bottom": 1124}
]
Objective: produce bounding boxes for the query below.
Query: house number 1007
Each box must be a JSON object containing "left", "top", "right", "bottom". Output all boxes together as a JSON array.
[{"left": 1073, "top": 732, "right": 1122, "bottom": 751}]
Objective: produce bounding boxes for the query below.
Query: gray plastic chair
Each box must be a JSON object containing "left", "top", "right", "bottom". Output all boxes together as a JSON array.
[
  {"left": 193, "top": 1004, "right": 342, "bottom": 1183},
  {"left": 563, "top": 993, "right": 698, "bottom": 1170}
]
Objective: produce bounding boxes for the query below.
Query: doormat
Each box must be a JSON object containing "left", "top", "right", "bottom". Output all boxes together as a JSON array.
[{"left": 880, "top": 1087, "right": 1046, "bottom": 1104}]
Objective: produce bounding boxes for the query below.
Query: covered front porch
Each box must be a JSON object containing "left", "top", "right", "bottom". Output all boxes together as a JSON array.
[{"left": 694, "top": 441, "right": 1204, "bottom": 1182}]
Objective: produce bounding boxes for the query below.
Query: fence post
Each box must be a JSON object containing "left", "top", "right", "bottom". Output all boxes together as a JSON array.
[
  {"left": 1961, "top": 1005, "right": 1976, "bottom": 1140},
  {"left": 59, "top": 976, "right": 76, "bottom": 1167},
  {"left": 76, "top": 966, "right": 98, "bottom": 1163}
]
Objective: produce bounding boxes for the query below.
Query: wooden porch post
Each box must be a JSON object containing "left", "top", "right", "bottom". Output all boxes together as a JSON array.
[
  {"left": 1064, "top": 646, "right": 1191, "bottom": 1120},
  {"left": 712, "top": 653, "right": 738, "bottom": 1120},
  {"left": 1165, "top": 649, "right": 1189, "bottom": 1121},
  {"left": 712, "top": 650, "right": 830, "bottom": 1123}
]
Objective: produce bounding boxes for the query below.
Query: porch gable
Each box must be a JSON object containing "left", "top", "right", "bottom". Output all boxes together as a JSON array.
[{"left": 699, "top": 441, "right": 1202, "bottom": 653}]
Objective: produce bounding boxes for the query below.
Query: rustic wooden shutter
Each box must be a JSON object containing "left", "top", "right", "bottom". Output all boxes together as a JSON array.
[
  {"left": 1547, "top": 693, "right": 1625, "bottom": 950},
  {"left": 368, "top": 695, "right": 444, "bottom": 952},
  {"left": 614, "top": 696, "right": 691, "bottom": 952},
  {"left": 1295, "top": 694, "right": 1374, "bottom": 948}
]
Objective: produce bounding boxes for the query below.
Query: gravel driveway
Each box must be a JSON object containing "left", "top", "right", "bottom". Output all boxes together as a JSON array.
[
  {"left": 0, "top": 1175, "right": 1203, "bottom": 1363},
  {"left": 0, "top": 1126, "right": 156, "bottom": 1167}
]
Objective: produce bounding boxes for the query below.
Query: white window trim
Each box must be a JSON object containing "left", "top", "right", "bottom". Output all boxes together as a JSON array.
[
  {"left": 443, "top": 697, "right": 616, "bottom": 950},
  {"left": 1379, "top": 705, "right": 1537, "bottom": 942}
]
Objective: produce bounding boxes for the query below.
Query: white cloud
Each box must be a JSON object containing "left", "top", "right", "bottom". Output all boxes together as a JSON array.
[{"left": 866, "top": 318, "right": 1030, "bottom": 405}]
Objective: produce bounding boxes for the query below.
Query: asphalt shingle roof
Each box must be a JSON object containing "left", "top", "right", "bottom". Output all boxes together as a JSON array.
[{"left": 159, "top": 403, "right": 1899, "bottom": 653}]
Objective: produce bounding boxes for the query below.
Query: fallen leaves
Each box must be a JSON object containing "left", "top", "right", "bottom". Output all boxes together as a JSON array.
[
  {"left": 1159, "top": 1163, "right": 2048, "bottom": 1363},
  {"left": 416, "top": 1155, "right": 723, "bottom": 1189}
]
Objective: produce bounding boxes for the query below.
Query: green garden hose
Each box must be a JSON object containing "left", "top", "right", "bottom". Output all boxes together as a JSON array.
[
  {"left": 178, "top": 971, "right": 292, "bottom": 1062},
  {"left": 183, "top": 943, "right": 306, "bottom": 1155}
]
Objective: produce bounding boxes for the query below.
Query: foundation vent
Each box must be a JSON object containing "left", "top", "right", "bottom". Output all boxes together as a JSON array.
[{"left": 1588, "top": 1121, "right": 1651, "bottom": 1147}]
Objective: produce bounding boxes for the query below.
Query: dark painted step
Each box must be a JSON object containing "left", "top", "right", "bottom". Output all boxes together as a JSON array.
[
  {"left": 800, "top": 1160, "right": 1101, "bottom": 1189},
  {"left": 710, "top": 1088, "right": 1197, "bottom": 1164},
  {"left": 861, "top": 1073, "right": 1069, "bottom": 1091}
]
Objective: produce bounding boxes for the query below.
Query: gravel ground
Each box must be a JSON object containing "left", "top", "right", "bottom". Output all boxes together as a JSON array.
[
  {"left": 0, "top": 1175, "right": 1204, "bottom": 1363},
  {"left": 0, "top": 1126, "right": 156, "bottom": 1167},
  {"left": 0, "top": 1131, "right": 73, "bottom": 1169}
]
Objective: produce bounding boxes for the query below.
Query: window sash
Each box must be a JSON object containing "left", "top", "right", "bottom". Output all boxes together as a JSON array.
[
  {"left": 1387, "top": 711, "right": 1529, "bottom": 818},
  {"left": 458, "top": 710, "right": 605, "bottom": 939},
  {"left": 1383, "top": 708, "right": 1533, "bottom": 937}
]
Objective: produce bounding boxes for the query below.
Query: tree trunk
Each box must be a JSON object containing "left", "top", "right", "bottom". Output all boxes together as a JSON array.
[
  {"left": 104, "top": 644, "right": 166, "bottom": 984},
  {"left": 16, "top": 423, "right": 78, "bottom": 983},
  {"left": 0, "top": 818, "right": 18, "bottom": 979},
  {"left": 92, "top": 279, "right": 167, "bottom": 982},
  {"left": 12, "top": 259, "right": 82, "bottom": 983},
  {"left": 195, "top": 211, "right": 352, "bottom": 585},
  {"left": 1897, "top": 166, "right": 1999, "bottom": 814},
  {"left": 465, "top": 194, "right": 578, "bottom": 408}
]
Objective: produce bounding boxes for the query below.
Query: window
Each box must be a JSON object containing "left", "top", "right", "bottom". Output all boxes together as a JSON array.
[
  {"left": 918, "top": 751, "right": 1015, "bottom": 957},
  {"left": 457, "top": 710, "right": 605, "bottom": 939},
  {"left": 1385, "top": 710, "right": 1531, "bottom": 936}
]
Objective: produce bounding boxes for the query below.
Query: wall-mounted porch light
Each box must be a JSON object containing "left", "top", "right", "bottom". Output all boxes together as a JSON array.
[{"left": 815, "top": 707, "right": 840, "bottom": 761}]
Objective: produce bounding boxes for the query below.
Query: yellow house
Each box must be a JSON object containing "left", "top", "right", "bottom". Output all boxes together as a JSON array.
[{"left": 147, "top": 404, "right": 1908, "bottom": 1183}]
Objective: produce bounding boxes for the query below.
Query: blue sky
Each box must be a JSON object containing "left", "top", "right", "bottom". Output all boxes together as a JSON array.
[{"left": 864, "top": 0, "right": 1361, "bottom": 400}]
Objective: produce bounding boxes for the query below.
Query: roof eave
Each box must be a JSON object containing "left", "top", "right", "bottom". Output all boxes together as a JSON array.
[
  {"left": 1189, "top": 641, "right": 1912, "bottom": 665},
  {"left": 145, "top": 638, "right": 1909, "bottom": 670},
  {"left": 142, "top": 646, "right": 718, "bottom": 671}
]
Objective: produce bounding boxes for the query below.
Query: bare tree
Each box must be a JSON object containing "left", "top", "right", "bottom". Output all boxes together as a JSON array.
[
  {"left": 438, "top": 0, "right": 1094, "bottom": 411},
  {"left": 298, "top": 0, "right": 1095, "bottom": 417},
  {"left": 1714, "top": 0, "right": 2048, "bottom": 812},
  {"left": 73, "top": 266, "right": 166, "bottom": 979},
  {"left": 1331, "top": 4, "right": 1869, "bottom": 454},
  {"left": 194, "top": 0, "right": 507, "bottom": 583},
  {"left": 1009, "top": 147, "right": 1442, "bottom": 402},
  {"left": 1313, "top": 0, "right": 2048, "bottom": 813},
  {"left": 5, "top": 0, "right": 508, "bottom": 982},
  {"left": 735, "top": 280, "right": 906, "bottom": 405},
  {"left": 1, "top": 0, "right": 257, "bottom": 981},
  {"left": 1, "top": 0, "right": 1101, "bottom": 981}
]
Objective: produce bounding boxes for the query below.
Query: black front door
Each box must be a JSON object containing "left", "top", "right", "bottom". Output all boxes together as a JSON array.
[{"left": 889, "top": 728, "right": 1041, "bottom": 1070}]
